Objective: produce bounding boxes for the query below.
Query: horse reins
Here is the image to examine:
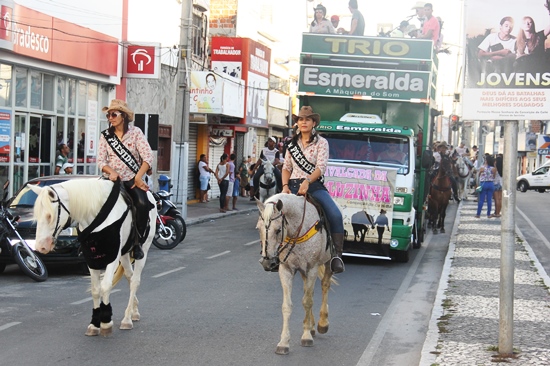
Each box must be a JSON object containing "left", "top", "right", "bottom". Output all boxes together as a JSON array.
[
  {"left": 49, "top": 187, "right": 72, "bottom": 239},
  {"left": 262, "top": 197, "right": 309, "bottom": 263}
]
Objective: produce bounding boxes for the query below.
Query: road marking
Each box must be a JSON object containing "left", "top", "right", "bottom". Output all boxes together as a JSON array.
[
  {"left": 152, "top": 266, "right": 186, "bottom": 278},
  {"left": 244, "top": 239, "right": 260, "bottom": 246},
  {"left": 71, "top": 289, "right": 121, "bottom": 305},
  {"left": 0, "top": 322, "right": 21, "bottom": 331},
  {"left": 516, "top": 207, "right": 550, "bottom": 252},
  {"left": 206, "top": 250, "right": 230, "bottom": 259}
]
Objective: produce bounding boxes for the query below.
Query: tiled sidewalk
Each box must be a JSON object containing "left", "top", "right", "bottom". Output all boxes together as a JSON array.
[{"left": 421, "top": 199, "right": 550, "bottom": 365}]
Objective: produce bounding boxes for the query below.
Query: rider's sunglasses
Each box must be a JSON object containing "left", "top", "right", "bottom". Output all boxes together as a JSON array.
[{"left": 106, "top": 111, "right": 122, "bottom": 119}]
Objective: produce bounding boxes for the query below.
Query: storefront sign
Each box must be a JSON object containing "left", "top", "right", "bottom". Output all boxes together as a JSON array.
[
  {"left": 462, "top": 0, "right": 550, "bottom": 120},
  {"left": 211, "top": 128, "right": 233, "bottom": 137},
  {"left": 0, "top": 2, "right": 118, "bottom": 76},
  {"left": 0, "top": 109, "right": 10, "bottom": 162},
  {"left": 190, "top": 71, "right": 223, "bottom": 114},
  {"left": 124, "top": 43, "right": 160, "bottom": 79}
]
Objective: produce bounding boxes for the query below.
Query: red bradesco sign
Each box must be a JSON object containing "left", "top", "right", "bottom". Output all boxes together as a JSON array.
[{"left": 124, "top": 43, "right": 160, "bottom": 79}]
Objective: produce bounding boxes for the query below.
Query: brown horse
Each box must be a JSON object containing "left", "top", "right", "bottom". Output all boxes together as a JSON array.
[{"left": 428, "top": 154, "right": 453, "bottom": 234}]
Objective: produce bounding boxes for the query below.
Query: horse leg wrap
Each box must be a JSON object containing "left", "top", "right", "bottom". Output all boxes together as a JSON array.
[
  {"left": 90, "top": 307, "right": 101, "bottom": 328},
  {"left": 100, "top": 302, "right": 113, "bottom": 324}
]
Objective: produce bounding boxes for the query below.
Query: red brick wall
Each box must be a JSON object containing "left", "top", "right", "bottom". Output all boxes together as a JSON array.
[{"left": 209, "top": 0, "right": 238, "bottom": 35}]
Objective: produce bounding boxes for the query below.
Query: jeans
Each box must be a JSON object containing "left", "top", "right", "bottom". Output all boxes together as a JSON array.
[
  {"left": 218, "top": 179, "right": 229, "bottom": 209},
  {"left": 477, "top": 181, "right": 495, "bottom": 216},
  {"left": 289, "top": 182, "right": 344, "bottom": 235}
]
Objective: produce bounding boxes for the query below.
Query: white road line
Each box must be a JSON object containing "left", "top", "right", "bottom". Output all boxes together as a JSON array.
[
  {"left": 516, "top": 206, "right": 550, "bottom": 252},
  {"left": 71, "top": 289, "right": 121, "bottom": 305},
  {"left": 152, "top": 266, "right": 186, "bottom": 278},
  {"left": 206, "top": 250, "right": 231, "bottom": 259},
  {"left": 244, "top": 239, "right": 260, "bottom": 246},
  {"left": 0, "top": 322, "right": 21, "bottom": 331}
]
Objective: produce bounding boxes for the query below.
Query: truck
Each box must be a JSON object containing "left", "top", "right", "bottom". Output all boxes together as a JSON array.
[{"left": 297, "top": 33, "right": 439, "bottom": 262}]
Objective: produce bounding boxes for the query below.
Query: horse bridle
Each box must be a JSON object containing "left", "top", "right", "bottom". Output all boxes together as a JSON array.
[
  {"left": 260, "top": 168, "right": 276, "bottom": 190},
  {"left": 260, "top": 198, "right": 308, "bottom": 264},
  {"left": 49, "top": 187, "right": 72, "bottom": 239}
]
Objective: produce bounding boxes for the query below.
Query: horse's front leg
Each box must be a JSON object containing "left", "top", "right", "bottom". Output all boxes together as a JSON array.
[
  {"left": 440, "top": 207, "right": 447, "bottom": 233},
  {"left": 300, "top": 268, "right": 318, "bottom": 347},
  {"left": 317, "top": 263, "right": 332, "bottom": 334},
  {"left": 85, "top": 269, "right": 102, "bottom": 336},
  {"left": 276, "top": 268, "right": 294, "bottom": 355},
  {"left": 98, "top": 259, "right": 120, "bottom": 336},
  {"left": 121, "top": 249, "right": 148, "bottom": 329}
]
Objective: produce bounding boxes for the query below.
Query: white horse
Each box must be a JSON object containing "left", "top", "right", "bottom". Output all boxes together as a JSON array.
[
  {"left": 258, "top": 160, "right": 277, "bottom": 202},
  {"left": 454, "top": 155, "right": 473, "bottom": 201},
  {"left": 31, "top": 178, "right": 156, "bottom": 336},
  {"left": 257, "top": 193, "right": 335, "bottom": 355}
]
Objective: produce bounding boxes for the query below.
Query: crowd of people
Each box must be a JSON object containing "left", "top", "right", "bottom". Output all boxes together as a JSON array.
[
  {"left": 308, "top": 1, "right": 443, "bottom": 49},
  {"left": 431, "top": 140, "right": 503, "bottom": 219}
]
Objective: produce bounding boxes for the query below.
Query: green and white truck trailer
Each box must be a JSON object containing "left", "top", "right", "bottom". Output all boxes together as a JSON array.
[{"left": 298, "top": 33, "right": 439, "bottom": 262}]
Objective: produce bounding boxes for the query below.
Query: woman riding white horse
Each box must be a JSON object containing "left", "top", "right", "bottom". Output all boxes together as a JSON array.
[
  {"left": 281, "top": 106, "right": 345, "bottom": 274},
  {"left": 97, "top": 99, "right": 154, "bottom": 260}
]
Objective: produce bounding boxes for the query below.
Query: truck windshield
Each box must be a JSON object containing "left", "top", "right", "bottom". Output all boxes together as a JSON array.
[{"left": 324, "top": 134, "right": 409, "bottom": 175}]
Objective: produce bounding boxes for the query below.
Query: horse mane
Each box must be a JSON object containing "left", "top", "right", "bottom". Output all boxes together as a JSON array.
[
  {"left": 34, "top": 187, "right": 57, "bottom": 225},
  {"left": 59, "top": 178, "right": 114, "bottom": 220}
]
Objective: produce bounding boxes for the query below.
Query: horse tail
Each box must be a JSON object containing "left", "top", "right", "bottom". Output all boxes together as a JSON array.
[{"left": 318, "top": 265, "right": 338, "bottom": 285}]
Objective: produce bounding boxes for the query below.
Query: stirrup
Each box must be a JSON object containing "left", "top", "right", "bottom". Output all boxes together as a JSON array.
[{"left": 330, "top": 257, "right": 345, "bottom": 273}]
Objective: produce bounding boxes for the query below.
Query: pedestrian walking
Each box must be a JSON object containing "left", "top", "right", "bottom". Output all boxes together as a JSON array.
[{"left": 475, "top": 155, "right": 497, "bottom": 218}]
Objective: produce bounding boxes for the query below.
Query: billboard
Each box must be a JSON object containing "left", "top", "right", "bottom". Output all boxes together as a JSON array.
[
  {"left": 463, "top": 0, "right": 550, "bottom": 120},
  {"left": 189, "top": 71, "right": 245, "bottom": 117}
]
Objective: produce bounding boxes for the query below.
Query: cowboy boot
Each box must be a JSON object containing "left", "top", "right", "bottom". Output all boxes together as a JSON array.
[{"left": 330, "top": 233, "right": 345, "bottom": 273}]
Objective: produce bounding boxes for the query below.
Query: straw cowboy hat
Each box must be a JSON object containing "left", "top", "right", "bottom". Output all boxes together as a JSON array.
[
  {"left": 411, "top": 1, "right": 426, "bottom": 9},
  {"left": 437, "top": 141, "right": 448, "bottom": 148},
  {"left": 292, "top": 106, "right": 320, "bottom": 124},
  {"left": 102, "top": 99, "right": 135, "bottom": 121}
]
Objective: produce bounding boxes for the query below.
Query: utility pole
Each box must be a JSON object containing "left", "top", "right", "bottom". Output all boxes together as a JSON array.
[
  {"left": 499, "top": 120, "right": 518, "bottom": 355},
  {"left": 174, "top": 0, "right": 193, "bottom": 218}
]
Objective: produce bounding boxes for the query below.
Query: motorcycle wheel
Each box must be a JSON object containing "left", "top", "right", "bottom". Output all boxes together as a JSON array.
[
  {"left": 12, "top": 242, "right": 48, "bottom": 282},
  {"left": 173, "top": 215, "right": 187, "bottom": 243},
  {"left": 0, "top": 262, "right": 6, "bottom": 273},
  {"left": 152, "top": 220, "right": 182, "bottom": 250}
]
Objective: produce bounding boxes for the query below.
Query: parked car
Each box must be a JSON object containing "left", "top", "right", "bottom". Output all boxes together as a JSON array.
[
  {"left": 0, "top": 175, "right": 99, "bottom": 274},
  {"left": 517, "top": 164, "right": 550, "bottom": 193}
]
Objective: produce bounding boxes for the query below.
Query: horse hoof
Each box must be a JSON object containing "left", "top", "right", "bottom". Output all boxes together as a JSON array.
[
  {"left": 85, "top": 324, "right": 100, "bottom": 336},
  {"left": 301, "top": 339, "right": 314, "bottom": 347},
  {"left": 318, "top": 324, "right": 329, "bottom": 334},
  {"left": 432, "top": 230, "right": 438, "bottom": 234},
  {"left": 120, "top": 320, "right": 133, "bottom": 330},
  {"left": 440, "top": 228, "right": 446, "bottom": 233},
  {"left": 275, "top": 346, "right": 289, "bottom": 355},
  {"left": 310, "top": 329, "right": 316, "bottom": 337},
  {"left": 131, "top": 312, "right": 140, "bottom": 321}
]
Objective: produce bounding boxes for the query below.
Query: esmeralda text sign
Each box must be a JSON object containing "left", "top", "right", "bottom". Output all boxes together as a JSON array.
[{"left": 299, "top": 65, "right": 430, "bottom": 101}]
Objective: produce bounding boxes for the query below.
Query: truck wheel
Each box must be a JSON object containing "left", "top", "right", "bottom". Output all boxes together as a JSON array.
[
  {"left": 412, "top": 224, "right": 421, "bottom": 249},
  {"left": 518, "top": 181, "right": 528, "bottom": 192},
  {"left": 390, "top": 248, "right": 410, "bottom": 263}
]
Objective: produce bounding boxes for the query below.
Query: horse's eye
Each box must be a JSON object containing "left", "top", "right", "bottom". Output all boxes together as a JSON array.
[{"left": 276, "top": 229, "right": 282, "bottom": 235}]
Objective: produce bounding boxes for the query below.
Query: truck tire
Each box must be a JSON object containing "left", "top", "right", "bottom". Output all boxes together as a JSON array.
[
  {"left": 412, "top": 223, "right": 421, "bottom": 249},
  {"left": 517, "top": 181, "right": 528, "bottom": 192},
  {"left": 391, "top": 248, "right": 410, "bottom": 263}
]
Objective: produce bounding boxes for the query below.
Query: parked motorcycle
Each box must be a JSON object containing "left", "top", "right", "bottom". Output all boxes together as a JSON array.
[
  {"left": 0, "top": 181, "right": 48, "bottom": 281},
  {"left": 151, "top": 190, "right": 187, "bottom": 250}
]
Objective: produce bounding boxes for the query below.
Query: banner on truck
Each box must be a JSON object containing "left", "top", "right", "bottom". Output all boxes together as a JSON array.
[
  {"left": 462, "top": 0, "right": 550, "bottom": 120},
  {"left": 324, "top": 162, "right": 396, "bottom": 245}
]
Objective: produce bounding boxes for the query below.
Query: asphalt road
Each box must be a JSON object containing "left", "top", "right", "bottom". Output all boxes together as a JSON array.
[{"left": 0, "top": 206, "right": 457, "bottom": 366}]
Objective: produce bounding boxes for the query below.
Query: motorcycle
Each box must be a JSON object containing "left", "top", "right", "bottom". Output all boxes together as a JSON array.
[
  {"left": 152, "top": 190, "right": 187, "bottom": 250},
  {"left": 0, "top": 181, "right": 48, "bottom": 281}
]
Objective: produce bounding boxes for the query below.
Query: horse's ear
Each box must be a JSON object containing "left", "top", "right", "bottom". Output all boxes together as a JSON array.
[
  {"left": 256, "top": 198, "right": 265, "bottom": 212},
  {"left": 28, "top": 184, "right": 43, "bottom": 196},
  {"left": 276, "top": 200, "right": 283, "bottom": 212}
]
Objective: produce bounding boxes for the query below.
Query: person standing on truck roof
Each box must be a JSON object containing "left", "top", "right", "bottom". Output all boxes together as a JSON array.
[
  {"left": 282, "top": 106, "right": 346, "bottom": 274},
  {"left": 419, "top": 3, "right": 440, "bottom": 47},
  {"left": 337, "top": 0, "right": 365, "bottom": 36},
  {"left": 310, "top": 4, "right": 336, "bottom": 34}
]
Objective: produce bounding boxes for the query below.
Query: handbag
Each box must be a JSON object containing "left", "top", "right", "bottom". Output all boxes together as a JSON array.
[{"left": 475, "top": 185, "right": 482, "bottom": 193}]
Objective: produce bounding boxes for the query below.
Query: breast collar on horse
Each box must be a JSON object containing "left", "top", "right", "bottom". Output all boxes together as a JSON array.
[{"left": 262, "top": 198, "right": 320, "bottom": 264}]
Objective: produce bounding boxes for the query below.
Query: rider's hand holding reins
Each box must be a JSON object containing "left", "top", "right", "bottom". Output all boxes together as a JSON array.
[{"left": 282, "top": 184, "right": 291, "bottom": 194}]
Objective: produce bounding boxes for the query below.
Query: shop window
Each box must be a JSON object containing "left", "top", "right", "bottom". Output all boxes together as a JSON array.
[
  {"left": 43, "top": 74, "right": 54, "bottom": 111},
  {"left": 57, "top": 76, "right": 66, "bottom": 113},
  {"left": 88, "top": 82, "right": 98, "bottom": 102},
  {"left": 68, "top": 78, "right": 77, "bottom": 115},
  {"left": 78, "top": 80, "right": 86, "bottom": 116},
  {"left": 0, "top": 64, "right": 12, "bottom": 107},
  {"left": 158, "top": 125, "right": 171, "bottom": 171},
  {"left": 15, "top": 67, "right": 27, "bottom": 108},
  {"left": 30, "top": 70, "right": 42, "bottom": 109}
]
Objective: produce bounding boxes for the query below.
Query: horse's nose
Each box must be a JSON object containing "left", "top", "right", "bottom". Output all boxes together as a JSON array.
[{"left": 260, "top": 257, "right": 279, "bottom": 272}]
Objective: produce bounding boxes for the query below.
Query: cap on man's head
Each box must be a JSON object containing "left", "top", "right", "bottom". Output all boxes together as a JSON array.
[
  {"left": 411, "top": 1, "right": 426, "bottom": 9},
  {"left": 331, "top": 15, "right": 339, "bottom": 22},
  {"left": 268, "top": 136, "right": 277, "bottom": 143}
]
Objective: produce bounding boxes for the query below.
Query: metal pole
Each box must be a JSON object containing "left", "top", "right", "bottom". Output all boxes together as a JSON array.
[
  {"left": 499, "top": 120, "right": 517, "bottom": 355},
  {"left": 174, "top": 0, "right": 192, "bottom": 217}
]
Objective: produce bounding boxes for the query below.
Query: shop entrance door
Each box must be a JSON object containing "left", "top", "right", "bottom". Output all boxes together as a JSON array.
[{"left": 13, "top": 114, "right": 54, "bottom": 190}]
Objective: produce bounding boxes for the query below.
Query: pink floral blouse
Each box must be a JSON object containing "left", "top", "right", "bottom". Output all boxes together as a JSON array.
[
  {"left": 283, "top": 135, "right": 329, "bottom": 179},
  {"left": 97, "top": 126, "right": 153, "bottom": 181}
]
